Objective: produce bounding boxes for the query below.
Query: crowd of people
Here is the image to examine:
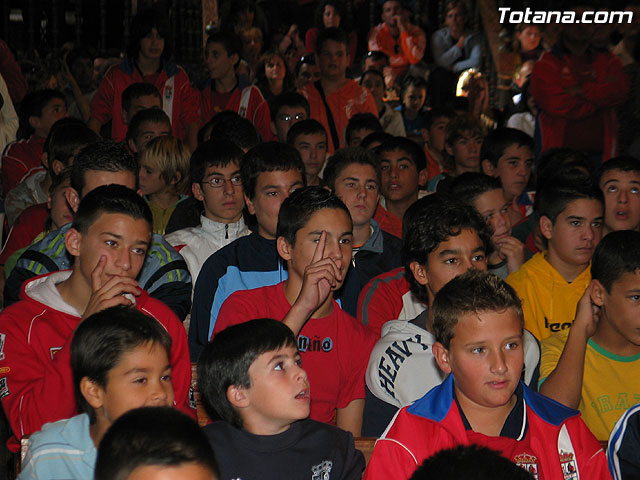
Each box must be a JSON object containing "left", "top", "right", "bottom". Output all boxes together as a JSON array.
[{"left": 0, "top": 0, "right": 638, "bottom": 478}]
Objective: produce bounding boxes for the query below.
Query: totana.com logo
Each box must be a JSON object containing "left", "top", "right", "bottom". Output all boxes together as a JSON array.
[{"left": 499, "top": 7, "right": 633, "bottom": 24}]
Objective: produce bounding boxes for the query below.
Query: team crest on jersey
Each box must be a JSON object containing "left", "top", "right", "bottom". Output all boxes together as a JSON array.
[
  {"left": 311, "top": 460, "right": 332, "bottom": 479},
  {"left": 560, "top": 450, "right": 578, "bottom": 479},
  {"left": 514, "top": 453, "right": 538, "bottom": 479},
  {"left": 0, "top": 377, "right": 9, "bottom": 400},
  {"left": 50, "top": 347, "right": 62, "bottom": 360},
  {"left": 0, "top": 333, "right": 6, "bottom": 361},
  {"left": 164, "top": 85, "right": 173, "bottom": 101}
]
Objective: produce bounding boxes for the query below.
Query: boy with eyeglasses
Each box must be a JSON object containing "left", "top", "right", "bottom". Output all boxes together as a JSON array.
[{"left": 165, "top": 139, "right": 250, "bottom": 288}]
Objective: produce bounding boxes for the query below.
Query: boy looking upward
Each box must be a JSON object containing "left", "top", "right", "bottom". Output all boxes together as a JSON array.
[
  {"left": 0, "top": 185, "right": 192, "bottom": 451},
  {"left": 198, "top": 318, "right": 365, "bottom": 479},
  {"left": 189, "top": 142, "right": 305, "bottom": 361},
  {"left": 165, "top": 139, "right": 250, "bottom": 286},
  {"left": 374, "top": 136, "right": 428, "bottom": 239},
  {"left": 540, "top": 230, "right": 640, "bottom": 442},
  {"left": 20, "top": 306, "right": 175, "bottom": 478},
  {"left": 213, "top": 187, "right": 377, "bottom": 436},
  {"left": 299, "top": 27, "right": 377, "bottom": 153},
  {"left": 595, "top": 155, "right": 640, "bottom": 235},
  {"left": 365, "top": 270, "right": 610, "bottom": 480},
  {"left": 507, "top": 180, "right": 604, "bottom": 341},
  {"left": 322, "top": 147, "right": 402, "bottom": 316}
]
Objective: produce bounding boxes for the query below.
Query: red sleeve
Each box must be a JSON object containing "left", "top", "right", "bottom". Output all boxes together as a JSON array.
[
  {"left": 567, "top": 416, "right": 613, "bottom": 479},
  {"left": 399, "top": 26, "right": 426, "bottom": 65},
  {"left": 212, "top": 290, "right": 257, "bottom": 338},
  {"left": 364, "top": 438, "right": 419, "bottom": 480},
  {"left": 250, "top": 92, "right": 273, "bottom": 142},
  {"left": 0, "top": 204, "right": 47, "bottom": 265},
  {"left": 306, "top": 28, "right": 318, "bottom": 53},
  {"left": 580, "top": 54, "right": 629, "bottom": 108},
  {"left": 176, "top": 69, "right": 200, "bottom": 129},
  {"left": 90, "top": 66, "right": 117, "bottom": 126},
  {"left": 0, "top": 307, "right": 76, "bottom": 448},
  {"left": 139, "top": 298, "right": 195, "bottom": 419},
  {"left": 357, "top": 268, "right": 406, "bottom": 337}
]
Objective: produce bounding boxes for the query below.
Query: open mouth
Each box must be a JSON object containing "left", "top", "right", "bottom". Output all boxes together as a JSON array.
[{"left": 295, "top": 389, "right": 310, "bottom": 401}]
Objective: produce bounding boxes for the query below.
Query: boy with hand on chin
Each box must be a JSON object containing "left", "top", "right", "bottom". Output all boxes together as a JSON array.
[
  {"left": 199, "top": 318, "right": 364, "bottom": 480},
  {"left": 365, "top": 270, "right": 609, "bottom": 480},
  {"left": 0, "top": 185, "right": 192, "bottom": 452},
  {"left": 213, "top": 187, "right": 376, "bottom": 436}
]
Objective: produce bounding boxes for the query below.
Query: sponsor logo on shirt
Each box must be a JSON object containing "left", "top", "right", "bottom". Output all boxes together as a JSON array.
[{"left": 311, "top": 460, "right": 333, "bottom": 479}]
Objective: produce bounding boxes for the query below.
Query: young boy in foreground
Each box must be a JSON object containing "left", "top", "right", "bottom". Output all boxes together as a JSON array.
[
  {"left": 365, "top": 270, "right": 610, "bottom": 480},
  {"left": 199, "top": 318, "right": 364, "bottom": 479},
  {"left": 95, "top": 407, "right": 219, "bottom": 480},
  {"left": 0, "top": 185, "right": 192, "bottom": 451},
  {"left": 540, "top": 230, "right": 640, "bottom": 442},
  {"left": 20, "top": 306, "right": 175, "bottom": 479},
  {"left": 213, "top": 187, "right": 377, "bottom": 436}
]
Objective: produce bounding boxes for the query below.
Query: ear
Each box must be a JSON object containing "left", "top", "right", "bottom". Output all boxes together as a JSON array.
[
  {"left": 28, "top": 115, "right": 39, "bottom": 130},
  {"left": 65, "top": 227, "right": 82, "bottom": 258},
  {"left": 128, "top": 137, "right": 138, "bottom": 154},
  {"left": 230, "top": 53, "right": 240, "bottom": 68},
  {"left": 418, "top": 168, "right": 428, "bottom": 187},
  {"left": 590, "top": 279, "right": 606, "bottom": 307},
  {"left": 270, "top": 120, "right": 277, "bottom": 136},
  {"left": 539, "top": 215, "right": 553, "bottom": 241},
  {"left": 80, "top": 377, "right": 105, "bottom": 410},
  {"left": 432, "top": 342, "right": 452, "bottom": 374},
  {"left": 170, "top": 171, "right": 182, "bottom": 186},
  {"left": 444, "top": 142, "right": 453, "bottom": 157},
  {"left": 65, "top": 187, "right": 81, "bottom": 213},
  {"left": 192, "top": 182, "right": 204, "bottom": 201},
  {"left": 277, "top": 236, "right": 292, "bottom": 261},
  {"left": 244, "top": 193, "right": 256, "bottom": 216},
  {"left": 52, "top": 159, "right": 66, "bottom": 176},
  {"left": 121, "top": 108, "right": 129, "bottom": 126},
  {"left": 409, "top": 261, "right": 429, "bottom": 286},
  {"left": 481, "top": 159, "right": 496, "bottom": 176},
  {"left": 226, "top": 384, "right": 250, "bottom": 409},
  {"left": 41, "top": 152, "right": 49, "bottom": 169}
]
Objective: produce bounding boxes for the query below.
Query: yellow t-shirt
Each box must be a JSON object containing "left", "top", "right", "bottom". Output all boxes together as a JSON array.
[
  {"left": 540, "top": 328, "right": 640, "bottom": 441},
  {"left": 506, "top": 252, "right": 591, "bottom": 341}
]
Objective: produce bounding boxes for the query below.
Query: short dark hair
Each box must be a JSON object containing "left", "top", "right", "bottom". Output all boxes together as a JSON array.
[
  {"left": 295, "top": 53, "right": 316, "bottom": 76},
  {"left": 480, "top": 127, "right": 534, "bottom": 168},
  {"left": 433, "top": 269, "right": 523, "bottom": 349},
  {"left": 322, "top": 147, "right": 381, "bottom": 191},
  {"left": 20, "top": 89, "right": 66, "bottom": 135},
  {"left": 241, "top": 142, "right": 305, "bottom": 200},
  {"left": 127, "top": 8, "right": 172, "bottom": 60},
  {"left": 198, "top": 318, "right": 297, "bottom": 428},
  {"left": 71, "top": 141, "right": 139, "bottom": 195},
  {"left": 71, "top": 306, "right": 171, "bottom": 423},
  {"left": 190, "top": 139, "right": 244, "bottom": 184},
  {"left": 401, "top": 75, "right": 427, "bottom": 97},
  {"left": 402, "top": 194, "right": 491, "bottom": 303},
  {"left": 72, "top": 184, "right": 152, "bottom": 234},
  {"left": 126, "top": 108, "right": 171, "bottom": 142},
  {"left": 286, "top": 119, "right": 327, "bottom": 146},
  {"left": 277, "top": 186, "right": 351, "bottom": 246},
  {"left": 536, "top": 148, "right": 592, "bottom": 193},
  {"left": 314, "top": 0, "right": 348, "bottom": 30},
  {"left": 409, "top": 445, "right": 534, "bottom": 480},
  {"left": 361, "top": 131, "right": 393, "bottom": 150},
  {"left": 536, "top": 179, "right": 603, "bottom": 224},
  {"left": 595, "top": 155, "right": 640, "bottom": 186},
  {"left": 206, "top": 31, "right": 242, "bottom": 60},
  {"left": 361, "top": 50, "right": 389, "bottom": 70},
  {"left": 359, "top": 68, "right": 385, "bottom": 88},
  {"left": 444, "top": 113, "right": 485, "bottom": 147},
  {"left": 345, "top": 113, "right": 383, "bottom": 146},
  {"left": 449, "top": 172, "right": 503, "bottom": 207},
  {"left": 378, "top": 136, "right": 427, "bottom": 172},
  {"left": 316, "top": 26, "right": 349, "bottom": 53},
  {"left": 268, "top": 92, "right": 310, "bottom": 123},
  {"left": 121, "top": 82, "right": 162, "bottom": 113},
  {"left": 591, "top": 230, "right": 640, "bottom": 293},
  {"left": 423, "top": 107, "right": 456, "bottom": 130},
  {"left": 45, "top": 118, "right": 101, "bottom": 179},
  {"left": 205, "top": 110, "right": 260, "bottom": 150},
  {"left": 94, "top": 406, "right": 219, "bottom": 480}
]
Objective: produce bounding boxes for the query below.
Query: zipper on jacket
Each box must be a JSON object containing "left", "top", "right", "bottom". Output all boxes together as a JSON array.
[{"left": 225, "top": 223, "right": 229, "bottom": 239}]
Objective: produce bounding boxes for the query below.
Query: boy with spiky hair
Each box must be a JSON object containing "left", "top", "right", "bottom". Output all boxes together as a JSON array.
[
  {"left": 198, "top": 318, "right": 364, "bottom": 479},
  {"left": 20, "top": 306, "right": 175, "bottom": 478},
  {"left": 213, "top": 187, "right": 377, "bottom": 436},
  {"left": 0, "top": 185, "right": 192, "bottom": 452},
  {"left": 365, "top": 270, "right": 609, "bottom": 480},
  {"left": 541, "top": 230, "right": 640, "bottom": 442}
]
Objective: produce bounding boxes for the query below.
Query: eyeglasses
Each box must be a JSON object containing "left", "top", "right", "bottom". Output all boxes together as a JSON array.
[
  {"left": 201, "top": 175, "right": 243, "bottom": 189},
  {"left": 277, "top": 113, "right": 306, "bottom": 123}
]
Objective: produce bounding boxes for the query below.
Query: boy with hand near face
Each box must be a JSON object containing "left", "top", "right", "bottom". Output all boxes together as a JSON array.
[
  {"left": 20, "top": 306, "right": 176, "bottom": 479},
  {"left": 189, "top": 142, "right": 305, "bottom": 361},
  {"left": 213, "top": 187, "right": 377, "bottom": 436},
  {"left": 0, "top": 185, "right": 192, "bottom": 452},
  {"left": 595, "top": 156, "right": 640, "bottom": 235},
  {"left": 365, "top": 270, "right": 609, "bottom": 480},
  {"left": 198, "top": 318, "right": 364, "bottom": 480},
  {"left": 540, "top": 230, "right": 640, "bottom": 442},
  {"left": 507, "top": 180, "right": 604, "bottom": 341}
]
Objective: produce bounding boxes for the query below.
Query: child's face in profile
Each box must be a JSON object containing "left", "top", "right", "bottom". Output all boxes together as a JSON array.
[
  {"left": 473, "top": 189, "right": 512, "bottom": 247},
  {"left": 293, "top": 133, "right": 328, "bottom": 178},
  {"left": 425, "top": 116, "right": 450, "bottom": 154},
  {"left": 593, "top": 272, "right": 640, "bottom": 350},
  {"left": 194, "top": 162, "right": 245, "bottom": 224},
  {"left": 541, "top": 198, "right": 603, "bottom": 269},
  {"left": 437, "top": 308, "right": 523, "bottom": 413},
  {"left": 484, "top": 144, "right": 534, "bottom": 203},
  {"left": 139, "top": 159, "right": 172, "bottom": 197},
  {"left": 242, "top": 344, "right": 310, "bottom": 435},
  {"left": 599, "top": 168, "right": 640, "bottom": 233},
  {"left": 99, "top": 342, "right": 174, "bottom": 425},
  {"left": 379, "top": 148, "right": 422, "bottom": 203},
  {"left": 127, "top": 462, "right": 217, "bottom": 480},
  {"left": 48, "top": 179, "right": 74, "bottom": 230}
]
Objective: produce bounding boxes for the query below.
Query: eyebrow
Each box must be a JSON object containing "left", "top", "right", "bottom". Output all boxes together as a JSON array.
[
  {"left": 124, "top": 364, "right": 171, "bottom": 375},
  {"left": 100, "top": 232, "right": 149, "bottom": 246},
  {"left": 205, "top": 170, "right": 241, "bottom": 177},
  {"left": 309, "top": 230, "right": 353, "bottom": 236}
]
